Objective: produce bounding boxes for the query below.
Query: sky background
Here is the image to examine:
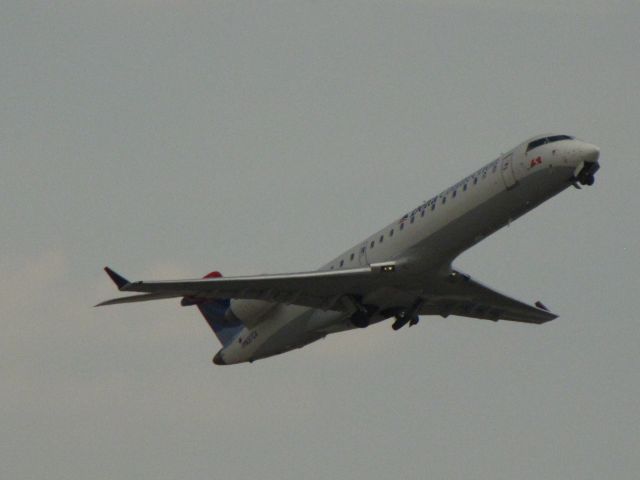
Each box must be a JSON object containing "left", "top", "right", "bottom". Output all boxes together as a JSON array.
[{"left": 2, "top": 1, "right": 639, "bottom": 479}]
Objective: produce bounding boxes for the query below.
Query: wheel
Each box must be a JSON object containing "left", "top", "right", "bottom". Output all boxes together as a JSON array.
[{"left": 350, "top": 311, "right": 370, "bottom": 328}]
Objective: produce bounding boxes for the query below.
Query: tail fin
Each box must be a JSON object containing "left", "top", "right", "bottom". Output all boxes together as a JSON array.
[{"left": 181, "top": 271, "right": 243, "bottom": 347}]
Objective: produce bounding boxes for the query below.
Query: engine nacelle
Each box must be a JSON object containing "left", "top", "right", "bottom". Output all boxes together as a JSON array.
[{"left": 227, "top": 299, "right": 276, "bottom": 324}]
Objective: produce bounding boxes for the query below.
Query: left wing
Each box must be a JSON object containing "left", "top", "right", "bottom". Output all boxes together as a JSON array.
[{"left": 96, "top": 264, "right": 398, "bottom": 312}]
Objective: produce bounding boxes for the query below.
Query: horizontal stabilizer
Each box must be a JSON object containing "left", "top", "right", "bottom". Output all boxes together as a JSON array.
[{"left": 95, "top": 292, "right": 182, "bottom": 307}]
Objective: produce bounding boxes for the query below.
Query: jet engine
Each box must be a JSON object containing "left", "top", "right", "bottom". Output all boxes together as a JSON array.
[{"left": 227, "top": 299, "right": 276, "bottom": 325}]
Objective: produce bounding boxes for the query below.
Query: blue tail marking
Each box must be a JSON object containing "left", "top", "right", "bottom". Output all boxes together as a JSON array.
[
  {"left": 196, "top": 299, "right": 243, "bottom": 347},
  {"left": 182, "top": 271, "right": 242, "bottom": 347}
]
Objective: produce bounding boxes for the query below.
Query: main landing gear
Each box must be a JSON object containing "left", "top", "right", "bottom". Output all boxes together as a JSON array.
[
  {"left": 346, "top": 297, "right": 377, "bottom": 328},
  {"left": 391, "top": 300, "right": 424, "bottom": 331},
  {"left": 350, "top": 310, "right": 371, "bottom": 328},
  {"left": 347, "top": 298, "right": 425, "bottom": 330}
]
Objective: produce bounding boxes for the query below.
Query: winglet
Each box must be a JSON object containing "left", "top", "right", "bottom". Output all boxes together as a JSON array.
[
  {"left": 535, "top": 301, "right": 549, "bottom": 311},
  {"left": 104, "top": 267, "right": 130, "bottom": 290}
]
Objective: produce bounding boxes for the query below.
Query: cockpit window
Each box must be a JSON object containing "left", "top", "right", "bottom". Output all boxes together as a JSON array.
[{"left": 527, "top": 135, "right": 574, "bottom": 152}]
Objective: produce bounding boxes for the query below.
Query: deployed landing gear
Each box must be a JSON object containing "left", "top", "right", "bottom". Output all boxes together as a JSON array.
[
  {"left": 346, "top": 297, "right": 377, "bottom": 328},
  {"left": 573, "top": 161, "right": 599, "bottom": 187},
  {"left": 350, "top": 310, "right": 371, "bottom": 328},
  {"left": 391, "top": 300, "right": 424, "bottom": 331},
  {"left": 392, "top": 313, "right": 419, "bottom": 330}
]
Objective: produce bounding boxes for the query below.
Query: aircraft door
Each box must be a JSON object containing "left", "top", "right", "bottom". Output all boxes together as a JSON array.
[
  {"left": 358, "top": 244, "right": 369, "bottom": 266},
  {"left": 500, "top": 153, "right": 518, "bottom": 189}
]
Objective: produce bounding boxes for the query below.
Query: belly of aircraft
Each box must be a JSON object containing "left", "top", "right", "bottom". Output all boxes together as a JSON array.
[{"left": 250, "top": 312, "right": 336, "bottom": 360}]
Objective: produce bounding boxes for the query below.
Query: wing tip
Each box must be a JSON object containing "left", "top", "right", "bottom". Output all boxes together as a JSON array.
[
  {"left": 104, "top": 267, "right": 130, "bottom": 290},
  {"left": 534, "top": 301, "right": 549, "bottom": 311},
  {"left": 534, "top": 301, "right": 558, "bottom": 323}
]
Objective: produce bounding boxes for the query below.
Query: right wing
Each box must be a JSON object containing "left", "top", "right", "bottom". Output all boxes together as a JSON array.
[{"left": 417, "top": 269, "right": 557, "bottom": 324}]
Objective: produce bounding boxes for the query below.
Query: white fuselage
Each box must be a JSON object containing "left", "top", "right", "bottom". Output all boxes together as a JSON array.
[{"left": 215, "top": 136, "right": 599, "bottom": 364}]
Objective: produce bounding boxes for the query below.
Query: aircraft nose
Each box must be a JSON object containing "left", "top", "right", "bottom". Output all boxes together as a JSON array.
[
  {"left": 213, "top": 351, "right": 226, "bottom": 365},
  {"left": 580, "top": 143, "right": 600, "bottom": 164},
  {"left": 571, "top": 142, "right": 601, "bottom": 186},
  {"left": 564, "top": 141, "right": 600, "bottom": 169}
]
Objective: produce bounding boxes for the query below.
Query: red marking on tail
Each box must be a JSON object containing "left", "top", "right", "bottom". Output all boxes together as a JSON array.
[{"left": 181, "top": 271, "right": 224, "bottom": 306}]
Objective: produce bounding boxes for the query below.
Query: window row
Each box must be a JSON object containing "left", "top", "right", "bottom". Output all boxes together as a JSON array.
[{"left": 329, "top": 161, "right": 500, "bottom": 270}]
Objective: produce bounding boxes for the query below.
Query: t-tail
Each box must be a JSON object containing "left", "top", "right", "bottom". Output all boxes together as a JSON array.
[{"left": 180, "top": 271, "right": 243, "bottom": 347}]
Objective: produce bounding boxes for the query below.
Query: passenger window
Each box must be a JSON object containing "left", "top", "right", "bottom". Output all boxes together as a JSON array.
[
  {"left": 379, "top": 235, "right": 383, "bottom": 243},
  {"left": 463, "top": 184, "right": 468, "bottom": 191},
  {"left": 350, "top": 253, "right": 354, "bottom": 261},
  {"left": 370, "top": 240, "right": 375, "bottom": 248},
  {"left": 452, "top": 190, "right": 457, "bottom": 198},
  {"left": 442, "top": 197, "right": 446, "bottom": 205},
  {"left": 410, "top": 216, "right": 415, "bottom": 224},
  {"left": 400, "top": 223, "right": 404, "bottom": 230},
  {"left": 421, "top": 209, "right": 425, "bottom": 217},
  {"left": 431, "top": 203, "right": 435, "bottom": 211},
  {"left": 390, "top": 229, "right": 394, "bottom": 237},
  {"left": 473, "top": 177, "right": 478, "bottom": 185},
  {"left": 340, "top": 260, "right": 344, "bottom": 267}
]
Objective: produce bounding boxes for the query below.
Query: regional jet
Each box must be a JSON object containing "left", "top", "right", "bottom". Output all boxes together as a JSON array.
[{"left": 98, "top": 134, "right": 600, "bottom": 365}]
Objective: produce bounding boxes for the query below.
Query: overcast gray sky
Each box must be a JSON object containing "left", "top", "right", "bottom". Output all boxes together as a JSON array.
[{"left": 2, "top": 1, "right": 639, "bottom": 479}]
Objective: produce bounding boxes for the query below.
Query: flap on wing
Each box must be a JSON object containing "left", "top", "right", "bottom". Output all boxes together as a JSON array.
[{"left": 418, "top": 269, "right": 557, "bottom": 324}]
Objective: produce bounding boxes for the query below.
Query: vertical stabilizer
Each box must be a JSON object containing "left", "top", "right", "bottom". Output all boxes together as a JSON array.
[{"left": 181, "top": 271, "right": 243, "bottom": 347}]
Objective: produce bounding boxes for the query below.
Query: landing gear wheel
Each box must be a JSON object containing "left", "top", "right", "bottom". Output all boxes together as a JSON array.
[
  {"left": 392, "top": 314, "right": 419, "bottom": 330},
  {"left": 350, "top": 311, "right": 370, "bottom": 328},
  {"left": 585, "top": 175, "right": 595, "bottom": 186},
  {"left": 392, "top": 316, "right": 405, "bottom": 331}
]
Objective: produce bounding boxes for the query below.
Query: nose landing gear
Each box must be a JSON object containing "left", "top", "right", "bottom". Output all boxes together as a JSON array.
[{"left": 573, "top": 161, "right": 600, "bottom": 187}]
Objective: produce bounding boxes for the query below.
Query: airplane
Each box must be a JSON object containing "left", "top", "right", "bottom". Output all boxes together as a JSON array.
[{"left": 98, "top": 134, "right": 600, "bottom": 365}]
